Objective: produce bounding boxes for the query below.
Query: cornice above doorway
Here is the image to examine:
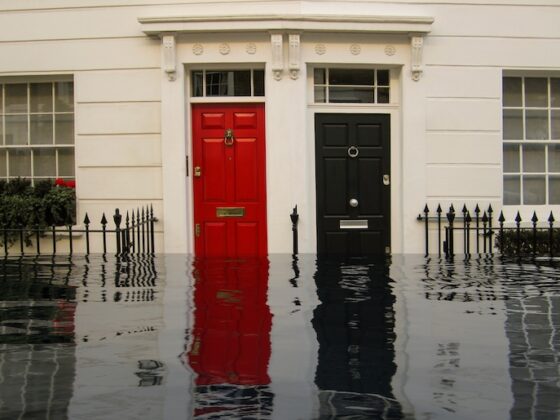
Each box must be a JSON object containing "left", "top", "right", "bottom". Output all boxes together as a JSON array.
[
  {"left": 138, "top": 14, "right": 433, "bottom": 35},
  {"left": 139, "top": 13, "right": 434, "bottom": 82}
]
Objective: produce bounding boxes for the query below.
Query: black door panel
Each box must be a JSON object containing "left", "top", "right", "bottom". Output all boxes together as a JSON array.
[{"left": 315, "top": 113, "right": 390, "bottom": 256}]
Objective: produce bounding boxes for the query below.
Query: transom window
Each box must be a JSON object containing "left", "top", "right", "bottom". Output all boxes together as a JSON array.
[
  {"left": 191, "top": 69, "right": 265, "bottom": 97},
  {"left": 0, "top": 80, "right": 75, "bottom": 184},
  {"left": 502, "top": 76, "right": 560, "bottom": 205},
  {"left": 313, "top": 68, "right": 390, "bottom": 104}
]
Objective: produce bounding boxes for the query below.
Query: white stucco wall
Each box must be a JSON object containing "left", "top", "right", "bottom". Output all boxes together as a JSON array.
[{"left": 2, "top": 0, "right": 560, "bottom": 254}]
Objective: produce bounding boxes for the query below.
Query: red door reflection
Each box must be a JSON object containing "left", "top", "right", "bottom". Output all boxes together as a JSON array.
[{"left": 187, "top": 258, "right": 272, "bottom": 386}]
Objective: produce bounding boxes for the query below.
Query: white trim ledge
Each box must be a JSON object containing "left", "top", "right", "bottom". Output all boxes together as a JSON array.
[{"left": 138, "top": 14, "right": 434, "bottom": 36}]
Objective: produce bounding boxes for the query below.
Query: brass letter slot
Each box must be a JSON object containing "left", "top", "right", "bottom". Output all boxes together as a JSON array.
[{"left": 216, "top": 207, "right": 245, "bottom": 217}]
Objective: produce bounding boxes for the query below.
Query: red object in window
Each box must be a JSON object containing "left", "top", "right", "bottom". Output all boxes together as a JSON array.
[{"left": 54, "top": 178, "right": 75, "bottom": 188}]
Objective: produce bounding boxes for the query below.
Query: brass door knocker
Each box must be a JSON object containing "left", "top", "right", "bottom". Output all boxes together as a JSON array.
[{"left": 224, "top": 128, "right": 234, "bottom": 146}]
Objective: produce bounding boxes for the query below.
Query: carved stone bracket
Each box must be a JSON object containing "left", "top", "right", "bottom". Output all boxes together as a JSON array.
[
  {"left": 270, "top": 33, "right": 283, "bottom": 81},
  {"left": 288, "top": 33, "right": 301, "bottom": 80},
  {"left": 410, "top": 34, "right": 424, "bottom": 81},
  {"left": 162, "top": 34, "right": 177, "bottom": 81}
]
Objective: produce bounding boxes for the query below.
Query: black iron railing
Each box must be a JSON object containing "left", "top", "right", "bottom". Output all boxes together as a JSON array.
[
  {"left": 1, "top": 205, "right": 156, "bottom": 256},
  {"left": 418, "top": 203, "right": 558, "bottom": 258}
]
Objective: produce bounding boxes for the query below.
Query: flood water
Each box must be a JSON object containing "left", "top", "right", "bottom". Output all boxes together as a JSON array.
[{"left": 0, "top": 254, "right": 559, "bottom": 420}]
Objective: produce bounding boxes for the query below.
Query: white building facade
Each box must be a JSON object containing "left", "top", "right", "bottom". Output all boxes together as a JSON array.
[{"left": 1, "top": 0, "right": 559, "bottom": 255}]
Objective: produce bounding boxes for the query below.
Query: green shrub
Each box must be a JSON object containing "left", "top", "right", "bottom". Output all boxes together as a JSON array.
[
  {"left": 43, "top": 186, "right": 76, "bottom": 226},
  {"left": 0, "top": 178, "right": 76, "bottom": 246},
  {"left": 495, "top": 228, "right": 560, "bottom": 256}
]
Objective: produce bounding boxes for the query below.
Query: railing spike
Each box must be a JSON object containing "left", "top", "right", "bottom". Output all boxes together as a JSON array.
[
  {"left": 482, "top": 211, "right": 488, "bottom": 222},
  {"left": 436, "top": 204, "right": 442, "bottom": 213},
  {"left": 101, "top": 213, "right": 107, "bottom": 226},
  {"left": 466, "top": 211, "right": 472, "bottom": 223},
  {"left": 548, "top": 211, "right": 555, "bottom": 223},
  {"left": 424, "top": 204, "right": 429, "bottom": 213},
  {"left": 498, "top": 211, "right": 505, "bottom": 223},
  {"left": 515, "top": 211, "right": 522, "bottom": 224},
  {"left": 475, "top": 204, "right": 480, "bottom": 214},
  {"left": 531, "top": 211, "right": 538, "bottom": 224},
  {"left": 488, "top": 204, "right": 493, "bottom": 214},
  {"left": 83, "top": 213, "right": 90, "bottom": 225},
  {"left": 449, "top": 204, "right": 455, "bottom": 213},
  {"left": 462, "top": 204, "right": 468, "bottom": 213}
]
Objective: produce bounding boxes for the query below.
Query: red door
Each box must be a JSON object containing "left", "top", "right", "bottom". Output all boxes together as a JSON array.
[{"left": 192, "top": 103, "right": 267, "bottom": 257}]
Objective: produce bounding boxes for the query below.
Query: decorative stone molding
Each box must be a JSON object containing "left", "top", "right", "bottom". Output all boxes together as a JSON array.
[
  {"left": 315, "top": 43, "right": 326, "bottom": 55},
  {"left": 410, "top": 34, "right": 424, "bottom": 81},
  {"left": 350, "top": 44, "right": 361, "bottom": 55},
  {"left": 288, "top": 33, "right": 301, "bottom": 80},
  {"left": 219, "top": 43, "right": 230, "bottom": 55},
  {"left": 384, "top": 45, "right": 396, "bottom": 56},
  {"left": 192, "top": 43, "right": 203, "bottom": 55},
  {"left": 246, "top": 42, "right": 257, "bottom": 54},
  {"left": 162, "top": 34, "right": 176, "bottom": 81},
  {"left": 270, "top": 33, "right": 283, "bottom": 81}
]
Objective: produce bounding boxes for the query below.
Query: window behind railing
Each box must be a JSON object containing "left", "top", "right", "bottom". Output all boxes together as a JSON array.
[{"left": 0, "top": 79, "right": 74, "bottom": 185}]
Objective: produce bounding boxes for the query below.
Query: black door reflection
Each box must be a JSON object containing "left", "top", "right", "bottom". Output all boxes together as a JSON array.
[
  {"left": 186, "top": 258, "right": 273, "bottom": 418},
  {"left": 312, "top": 257, "right": 404, "bottom": 418}
]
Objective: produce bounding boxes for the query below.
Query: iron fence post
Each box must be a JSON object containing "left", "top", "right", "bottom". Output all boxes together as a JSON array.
[
  {"left": 465, "top": 211, "right": 472, "bottom": 257},
  {"left": 52, "top": 225, "right": 56, "bottom": 254},
  {"left": 531, "top": 212, "right": 538, "bottom": 258},
  {"left": 141, "top": 207, "right": 145, "bottom": 253},
  {"left": 447, "top": 205, "right": 455, "bottom": 257},
  {"left": 290, "top": 205, "right": 299, "bottom": 256},
  {"left": 136, "top": 209, "right": 141, "bottom": 254},
  {"left": 35, "top": 225, "right": 40, "bottom": 255},
  {"left": 482, "top": 212, "right": 488, "bottom": 254},
  {"left": 19, "top": 225, "right": 24, "bottom": 255},
  {"left": 114, "top": 209, "right": 122, "bottom": 255},
  {"left": 548, "top": 211, "right": 555, "bottom": 258},
  {"left": 150, "top": 205, "right": 155, "bottom": 253},
  {"left": 101, "top": 213, "right": 108, "bottom": 255},
  {"left": 84, "top": 213, "right": 90, "bottom": 255},
  {"left": 498, "top": 211, "right": 505, "bottom": 255},
  {"left": 475, "top": 204, "right": 480, "bottom": 254},
  {"left": 437, "top": 204, "right": 442, "bottom": 257},
  {"left": 3, "top": 227, "right": 7, "bottom": 256},
  {"left": 515, "top": 211, "right": 522, "bottom": 257},
  {"left": 488, "top": 205, "right": 494, "bottom": 255}
]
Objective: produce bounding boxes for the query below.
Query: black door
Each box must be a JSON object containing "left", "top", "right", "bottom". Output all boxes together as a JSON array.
[{"left": 315, "top": 113, "right": 390, "bottom": 256}]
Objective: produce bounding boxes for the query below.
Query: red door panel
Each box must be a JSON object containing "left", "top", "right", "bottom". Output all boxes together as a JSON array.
[{"left": 193, "top": 103, "right": 267, "bottom": 257}]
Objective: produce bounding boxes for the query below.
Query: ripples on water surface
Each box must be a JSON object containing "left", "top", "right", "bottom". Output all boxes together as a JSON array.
[{"left": 0, "top": 254, "right": 559, "bottom": 419}]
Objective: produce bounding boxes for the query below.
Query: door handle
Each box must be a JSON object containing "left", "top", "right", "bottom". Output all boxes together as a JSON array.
[{"left": 383, "top": 174, "right": 390, "bottom": 185}]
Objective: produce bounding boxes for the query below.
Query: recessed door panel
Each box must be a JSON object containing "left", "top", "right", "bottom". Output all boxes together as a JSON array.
[
  {"left": 358, "top": 158, "right": 382, "bottom": 215},
  {"left": 324, "top": 158, "right": 348, "bottom": 215},
  {"left": 193, "top": 103, "right": 267, "bottom": 257},
  {"left": 202, "top": 138, "right": 227, "bottom": 202},
  {"left": 315, "top": 113, "right": 390, "bottom": 256},
  {"left": 234, "top": 138, "right": 258, "bottom": 202},
  {"left": 357, "top": 123, "right": 382, "bottom": 147}
]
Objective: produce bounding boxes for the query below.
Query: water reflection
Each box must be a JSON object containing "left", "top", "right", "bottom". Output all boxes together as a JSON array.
[
  {"left": 312, "top": 257, "right": 404, "bottom": 418},
  {"left": 186, "top": 258, "right": 273, "bottom": 418},
  {"left": 0, "top": 254, "right": 559, "bottom": 419}
]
